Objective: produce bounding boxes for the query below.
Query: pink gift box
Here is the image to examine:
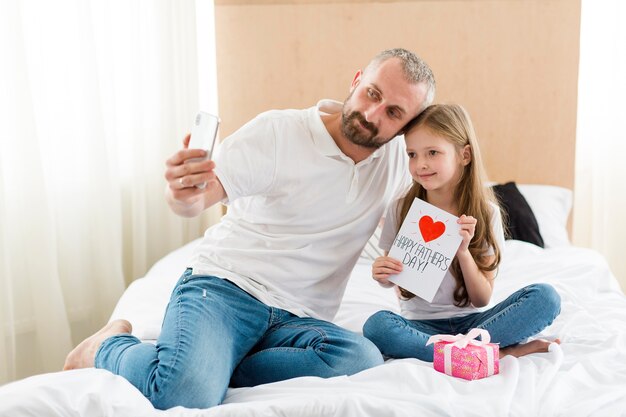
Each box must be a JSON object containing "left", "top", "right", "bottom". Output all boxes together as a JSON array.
[{"left": 427, "top": 328, "right": 499, "bottom": 381}]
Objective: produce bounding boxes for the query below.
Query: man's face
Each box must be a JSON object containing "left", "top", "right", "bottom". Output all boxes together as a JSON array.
[{"left": 341, "top": 58, "right": 428, "bottom": 149}]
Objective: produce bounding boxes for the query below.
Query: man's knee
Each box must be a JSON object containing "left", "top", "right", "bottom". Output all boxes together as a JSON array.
[
  {"left": 332, "top": 332, "right": 384, "bottom": 375},
  {"left": 355, "top": 336, "right": 384, "bottom": 370},
  {"left": 149, "top": 366, "right": 227, "bottom": 410}
]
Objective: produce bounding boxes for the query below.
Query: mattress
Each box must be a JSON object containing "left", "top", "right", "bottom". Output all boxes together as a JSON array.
[{"left": 1, "top": 237, "right": 625, "bottom": 416}]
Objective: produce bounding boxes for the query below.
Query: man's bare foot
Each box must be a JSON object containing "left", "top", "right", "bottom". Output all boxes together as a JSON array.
[
  {"left": 499, "top": 338, "right": 560, "bottom": 359},
  {"left": 63, "top": 319, "right": 132, "bottom": 370}
]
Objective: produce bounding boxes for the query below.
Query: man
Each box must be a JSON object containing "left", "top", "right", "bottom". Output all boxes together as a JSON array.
[{"left": 64, "top": 48, "right": 435, "bottom": 410}]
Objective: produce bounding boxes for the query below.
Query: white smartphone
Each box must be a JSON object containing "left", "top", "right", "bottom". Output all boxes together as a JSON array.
[
  {"left": 188, "top": 111, "right": 220, "bottom": 188},
  {"left": 188, "top": 111, "right": 220, "bottom": 159}
]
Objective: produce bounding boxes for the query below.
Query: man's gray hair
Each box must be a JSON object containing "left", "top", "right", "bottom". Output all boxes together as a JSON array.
[{"left": 367, "top": 48, "right": 436, "bottom": 109}]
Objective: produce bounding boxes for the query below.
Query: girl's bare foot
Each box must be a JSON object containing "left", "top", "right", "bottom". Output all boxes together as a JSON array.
[
  {"left": 63, "top": 319, "right": 132, "bottom": 370},
  {"left": 499, "top": 338, "right": 560, "bottom": 359}
]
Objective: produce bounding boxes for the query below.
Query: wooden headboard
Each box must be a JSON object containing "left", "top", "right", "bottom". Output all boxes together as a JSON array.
[{"left": 214, "top": 0, "right": 581, "bottom": 190}]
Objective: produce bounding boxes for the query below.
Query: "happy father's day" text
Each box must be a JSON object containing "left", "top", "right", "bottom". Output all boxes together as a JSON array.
[{"left": 392, "top": 234, "right": 451, "bottom": 272}]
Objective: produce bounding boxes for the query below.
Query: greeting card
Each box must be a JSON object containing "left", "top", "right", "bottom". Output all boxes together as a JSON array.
[{"left": 388, "top": 198, "right": 462, "bottom": 302}]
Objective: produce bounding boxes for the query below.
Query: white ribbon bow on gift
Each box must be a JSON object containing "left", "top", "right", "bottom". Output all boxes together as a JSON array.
[{"left": 426, "top": 328, "right": 497, "bottom": 377}]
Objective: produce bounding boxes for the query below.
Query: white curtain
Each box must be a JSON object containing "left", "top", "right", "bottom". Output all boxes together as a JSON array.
[
  {"left": 574, "top": 0, "right": 626, "bottom": 293},
  {"left": 0, "top": 0, "right": 220, "bottom": 384}
]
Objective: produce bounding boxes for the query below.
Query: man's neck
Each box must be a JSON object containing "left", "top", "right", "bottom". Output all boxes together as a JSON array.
[{"left": 321, "top": 113, "right": 377, "bottom": 164}]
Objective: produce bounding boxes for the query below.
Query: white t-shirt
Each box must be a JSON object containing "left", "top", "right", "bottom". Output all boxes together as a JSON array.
[
  {"left": 379, "top": 199, "right": 505, "bottom": 320},
  {"left": 189, "top": 100, "right": 412, "bottom": 321}
]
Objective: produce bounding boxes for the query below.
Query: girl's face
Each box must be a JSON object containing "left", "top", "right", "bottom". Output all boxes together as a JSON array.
[{"left": 405, "top": 126, "right": 469, "bottom": 194}]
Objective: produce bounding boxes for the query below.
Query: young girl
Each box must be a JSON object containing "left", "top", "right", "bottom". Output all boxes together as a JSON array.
[{"left": 363, "top": 104, "right": 561, "bottom": 361}]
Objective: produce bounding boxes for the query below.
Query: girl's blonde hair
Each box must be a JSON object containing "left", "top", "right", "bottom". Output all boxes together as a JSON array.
[{"left": 397, "top": 104, "right": 502, "bottom": 306}]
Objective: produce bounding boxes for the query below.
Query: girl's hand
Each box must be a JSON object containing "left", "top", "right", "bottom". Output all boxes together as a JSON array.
[
  {"left": 372, "top": 256, "right": 403, "bottom": 287},
  {"left": 457, "top": 214, "right": 477, "bottom": 254}
]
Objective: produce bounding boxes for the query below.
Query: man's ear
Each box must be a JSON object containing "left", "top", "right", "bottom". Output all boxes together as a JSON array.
[
  {"left": 462, "top": 144, "right": 472, "bottom": 166},
  {"left": 350, "top": 70, "right": 362, "bottom": 92}
]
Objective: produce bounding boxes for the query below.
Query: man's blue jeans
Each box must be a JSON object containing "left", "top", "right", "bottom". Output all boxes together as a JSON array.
[
  {"left": 95, "top": 269, "right": 383, "bottom": 410},
  {"left": 362, "top": 283, "right": 561, "bottom": 361}
]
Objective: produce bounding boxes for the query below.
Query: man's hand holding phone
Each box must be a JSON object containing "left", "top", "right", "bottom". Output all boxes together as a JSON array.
[
  {"left": 164, "top": 112, "right": 225, "bottom": 217},
  {"left": 170, "top": 111, "right": 219, "bottom": 188},
  {"left": 186, "top": 111, "right": 220, "bottom": 188}
]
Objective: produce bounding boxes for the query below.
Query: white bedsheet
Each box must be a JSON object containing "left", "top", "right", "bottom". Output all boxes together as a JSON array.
[{"left": 1, "top": 240, "right": 625, "bottom": 417}]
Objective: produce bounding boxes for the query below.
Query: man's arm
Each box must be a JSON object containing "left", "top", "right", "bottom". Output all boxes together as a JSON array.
[{"left": 164, "top": 135, "right": 227, "bottom": 218}]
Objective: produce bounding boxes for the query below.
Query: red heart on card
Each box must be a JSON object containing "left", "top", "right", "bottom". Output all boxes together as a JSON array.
[{"left": 419, "top": 215, "right": 446, "bottom": 242}]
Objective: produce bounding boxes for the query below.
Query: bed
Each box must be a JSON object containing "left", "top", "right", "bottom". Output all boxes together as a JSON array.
[{"left": 1, "top": 183, "right": 625, "bottom": 417}]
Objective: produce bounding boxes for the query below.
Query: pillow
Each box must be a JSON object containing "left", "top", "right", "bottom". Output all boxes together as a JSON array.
[
  {"left": 516, "top": 184, "right": 572, "bottom": 248},
  {"left": 491, "top": 182, "right": 545, "bottom": 247}
]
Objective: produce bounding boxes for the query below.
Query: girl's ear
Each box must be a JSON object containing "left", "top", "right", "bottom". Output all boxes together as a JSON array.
[{"left": 461, "top": 144, "right": 472, "bottom": 166}]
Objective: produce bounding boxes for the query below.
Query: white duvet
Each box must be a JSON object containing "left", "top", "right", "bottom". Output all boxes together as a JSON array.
[{"left": 1, "top": 240, "right": 625, "bottom": 417}]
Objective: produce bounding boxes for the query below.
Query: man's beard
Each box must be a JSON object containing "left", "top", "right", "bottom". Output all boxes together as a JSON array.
[{"left": 341, "top": 111, "right": 383, "bottom": 149}]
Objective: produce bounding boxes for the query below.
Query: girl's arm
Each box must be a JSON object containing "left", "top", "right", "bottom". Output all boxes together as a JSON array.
[{"left": 456, "top": 215, "right": 495, "bottom": 307}]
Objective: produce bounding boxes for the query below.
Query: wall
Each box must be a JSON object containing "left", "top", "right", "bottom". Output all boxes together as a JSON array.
[{"left": 213, "top": 0, "right": 581, "bottom": 190}]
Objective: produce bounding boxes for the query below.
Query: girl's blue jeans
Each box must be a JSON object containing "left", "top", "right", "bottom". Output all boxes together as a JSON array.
[
  {"left": 94, "top": 269, "right": 383, "bottom": 410},
  {"left": 362, "top": 283, "right": 561, "bottom": 362}
]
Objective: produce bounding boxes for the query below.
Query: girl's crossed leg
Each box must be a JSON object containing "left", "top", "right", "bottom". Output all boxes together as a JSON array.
[{"left": 363, "top": 283, "right": 561, "bottom": 362}]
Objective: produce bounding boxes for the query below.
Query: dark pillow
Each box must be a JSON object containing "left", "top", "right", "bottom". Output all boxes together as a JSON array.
[{"left": 491, "top": 182, "right": 545, "bottom": 248}]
